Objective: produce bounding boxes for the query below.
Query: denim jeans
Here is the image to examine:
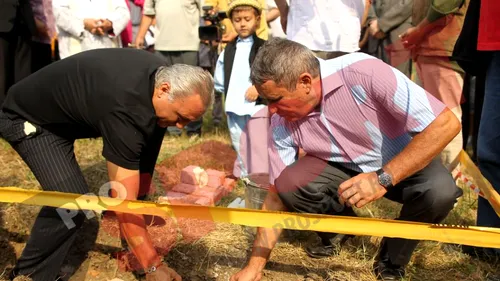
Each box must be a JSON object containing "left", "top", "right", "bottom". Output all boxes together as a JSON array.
[{"left": 477, "top": 51, "right": 500, "bottom": 250}]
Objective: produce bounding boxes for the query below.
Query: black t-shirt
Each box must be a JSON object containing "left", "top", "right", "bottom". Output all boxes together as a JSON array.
[{"left": 2, "top": 48, "right": 166, "bottom": 170}]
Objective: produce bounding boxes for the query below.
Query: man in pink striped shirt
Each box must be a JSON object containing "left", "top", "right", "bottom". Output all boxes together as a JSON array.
[{"left": 231, "top": 38, "right": 463, "bottom": 281}]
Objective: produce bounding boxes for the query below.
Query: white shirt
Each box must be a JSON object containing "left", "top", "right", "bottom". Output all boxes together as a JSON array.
[
  {"left": 53, "top": 0, "right": 130, "bottom": 59},
  {"left": 286, "top": 0, "right": 365, "bottom": 53},
  {"left": 266, "top": 0, "right": 287, "bottom": 38},
  {"left": 214, "top": 36, "right": 266, "bottom": 116}
]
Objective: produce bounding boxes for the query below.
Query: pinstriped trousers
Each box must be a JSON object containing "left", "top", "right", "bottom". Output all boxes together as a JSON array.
[{"left": 0, "top": 111, "right": 89, "bottom": 281}]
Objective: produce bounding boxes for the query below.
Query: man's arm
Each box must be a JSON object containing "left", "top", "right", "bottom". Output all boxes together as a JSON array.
[
  {"left": 134, "top": 0, "right": 155, "bottom": 48},
  {"left": 385, "top": 108, "right": 460, "bottom": 185},
  {"left": 274, "top": 0, "right": 289, "bottom": 33},
  {"left": 106, "top": 162, "right": 162, "bottom": 270},
  {"left": 266, "top": 7, "right": 280, "bottom": 23},
  {"left": 230, "top": 188, "right": 287, "bottom": 281},
  {"left": 400, "top": 0, "right": 464, "bottom": 48}
]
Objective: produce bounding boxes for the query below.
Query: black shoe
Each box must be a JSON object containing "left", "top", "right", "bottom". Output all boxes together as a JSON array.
[
  {"left": 373, "top": 260, "right": 406, "bottom": 281},
  {"left": 462, "top": 245, "right": 500, "bottom": 263},
  {"left": 373, "top": 240, "right": 406, "bottom": 281},
  {"left": 305, "top": 233, "right": 352, "bottom": 258}
]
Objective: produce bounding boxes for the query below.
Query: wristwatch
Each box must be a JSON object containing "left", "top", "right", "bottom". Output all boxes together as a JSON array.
[{"left": 376, "top": 168, "right": 393, "bottom": 190}]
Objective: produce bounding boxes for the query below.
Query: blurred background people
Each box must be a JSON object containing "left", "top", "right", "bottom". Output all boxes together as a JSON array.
[{"left": 52, "top": 0, "right": 130, "bottom": 59}]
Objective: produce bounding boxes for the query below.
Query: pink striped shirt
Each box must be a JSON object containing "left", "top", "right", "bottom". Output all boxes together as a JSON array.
[{"left": 268, "top": 53, "right": 446, "bottom": 184}]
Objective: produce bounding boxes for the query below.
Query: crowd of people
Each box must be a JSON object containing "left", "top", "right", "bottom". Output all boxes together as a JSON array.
[{"left": 0, "top": 0, "right": 499, "bottom": 280}]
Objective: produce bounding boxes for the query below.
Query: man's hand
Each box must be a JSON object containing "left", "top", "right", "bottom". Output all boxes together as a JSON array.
[
  {"left": 369, "top": 19, "right": 380, "bottom": 36},
  {"left": 83, "top": 18, "right": 100, "bottom": 34},
  {"left": 400, "top": 26, "right": 425, "bottom": 49},
  {"left": 146, "top": 264, "right": 182, "bottom": 281},
  {"left": 245, "top": 86, "right": 259, "bottom": 102},
  {"left": 135, "top": 36, "right": 145, "bottom": 49},
  {"left": 374, "top": 30, "right": 386, "bottom": 39},
  {"left": 230, "top": 265, "right": 263, "bottom": 281},
  {"left": 338, "top": 172, "right": 387, "bottom": 208},
  {"left": 97, "top": 19, "right": 113, "bottom": 35}
]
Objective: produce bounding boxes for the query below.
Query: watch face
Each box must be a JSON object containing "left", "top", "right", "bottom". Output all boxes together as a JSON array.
[{"left": 379, "top": 173, "right": 392, "bottom": 188}]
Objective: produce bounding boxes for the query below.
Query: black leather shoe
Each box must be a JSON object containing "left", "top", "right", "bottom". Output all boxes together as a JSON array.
[
  {"left": 373, "top": 259, "right": 405, "bottom": 281},
  {"left": 305, "top": 233, "right": 353, "bottom": 258},
  {"left": 373, "top": 240, "right": 406, "bottom": 281},
  {"left": 462, "top": 245, "right": 500, "bottom": 263}
]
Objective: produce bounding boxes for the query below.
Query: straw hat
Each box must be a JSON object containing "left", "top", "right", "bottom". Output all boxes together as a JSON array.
[{"left": 227, "top": 0, "right": 263, "bottom": 16}]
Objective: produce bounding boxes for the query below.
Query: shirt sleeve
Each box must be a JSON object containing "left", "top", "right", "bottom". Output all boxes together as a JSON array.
[
  {"left": 107, "top": 0, "right": 131, "bottom": 37},
  {"left": 52, "top": 0, "right": 85, "bottom": 38},
  {"left": 99, "top": 111, "right": 146, "bottom": 170},
  {"left": 367, "top": 58, "right": 446, "bottom": 135},
  {"left": 268, "top": 115, "right": 298, "bottom": 185},
  {"left": 143, "top": 0, "right": 155, "bottom": 15},
  {"left": 427, "top": 0, "right": 465, "bottom": 22},
  {"left": 213, "top": 50, "right": 225, "bottom": 93}
]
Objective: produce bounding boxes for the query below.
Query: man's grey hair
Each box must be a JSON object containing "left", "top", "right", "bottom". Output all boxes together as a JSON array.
[
  {"left": 155, "top": 64, "right": 214, "bottom": 108},
  {"left": 250, "top": 38, "right": 320, "bottom": 91}
]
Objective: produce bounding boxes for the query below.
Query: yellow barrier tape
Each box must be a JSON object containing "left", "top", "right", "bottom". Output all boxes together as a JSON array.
[
  {"left": 459, "top": 150, "right": 500, "bottom": 217},
  {"left": 1, "top": 187, "right": 500, "bottom": 249}
]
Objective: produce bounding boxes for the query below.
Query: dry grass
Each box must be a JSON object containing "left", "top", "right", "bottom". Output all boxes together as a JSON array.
[{"left": 0, "top": 121, "right": 499, "bottom": 280}]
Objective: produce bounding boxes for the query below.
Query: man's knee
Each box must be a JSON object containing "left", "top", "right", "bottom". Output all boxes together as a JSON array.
[
  {"left": 274, "top": 168, "right": 303, "bottom": 209},
  {"left": 419, "top": 174, "right": 461, "bottom": 215}
]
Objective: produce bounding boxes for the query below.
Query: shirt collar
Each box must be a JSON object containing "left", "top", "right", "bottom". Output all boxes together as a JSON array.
[
  {"left": 237, "top": 35, "right": 254, "bottom": 43},
  {"left": 306, "top": 58, "right": 344, "bottom": 117}
]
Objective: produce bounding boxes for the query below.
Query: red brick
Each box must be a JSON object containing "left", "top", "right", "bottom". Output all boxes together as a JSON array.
[
  {"left": 223, "top": 178, "right": 236, "bottom": 194},
  {"left": 180, "top": 165, "right": 208, "bottom": 186},
  {"left": 205, "top": 169, "right": 226, "bottom": 188},
  {"left": 171, "top": 183, "right": 198, "bottom": 194}
]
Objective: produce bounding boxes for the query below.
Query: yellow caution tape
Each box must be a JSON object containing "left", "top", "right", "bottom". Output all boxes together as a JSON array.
[
  {"left": 1, "top": 186, "right": 500, "bottom": 248},
  {"left": 459, "top": 150, "right": 500, "bottom": 217}
]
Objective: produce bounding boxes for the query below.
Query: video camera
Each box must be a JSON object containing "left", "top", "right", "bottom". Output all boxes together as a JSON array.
[{"left": 199, "top": 5, "right": 228, "bottom": 42}]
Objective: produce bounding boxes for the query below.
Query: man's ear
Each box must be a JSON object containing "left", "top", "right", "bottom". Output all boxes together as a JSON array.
[
  {"left": 298, "top": 73, "right": 313, "bottom": 93},
  {"left": 158, "top": 82, "right": 171, "bottom": 98}
]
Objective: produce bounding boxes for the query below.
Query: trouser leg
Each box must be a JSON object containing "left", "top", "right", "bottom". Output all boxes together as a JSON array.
[
  {"left": 0, "top": 112, "right": 90, "bottom": 281},
  {"left": 477, "top": 51, "right": 500, "bottom": 235},
  {"left": 274, "top": 155, "right": 358, "bottom": 241},
  {"left": 381, "top": 159, "right": 462, "bottom": 266}
]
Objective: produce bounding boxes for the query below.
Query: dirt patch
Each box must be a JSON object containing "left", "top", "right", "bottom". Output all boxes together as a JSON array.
[{"left": 155, "top": 140, "right": 237, "bottom": 192}]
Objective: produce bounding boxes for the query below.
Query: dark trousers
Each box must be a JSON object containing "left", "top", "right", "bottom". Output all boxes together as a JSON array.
[
  {"left": 477, "top": 52, "right": 500, "bottom": 248},
  {"left": 157, "top": 50, "right": 203, "bottom": 136},
  {"left": 274, "top": 155, "right": 462, "bottom": 266},
  {"left": 0, "top": 28, "right": 32, "bottom": 105},
  {"left": 0, "top": 112, "right": 91, "bottom": 281},
  {"left": 31, "top": 41, "right": 54, "bottom": 72}
]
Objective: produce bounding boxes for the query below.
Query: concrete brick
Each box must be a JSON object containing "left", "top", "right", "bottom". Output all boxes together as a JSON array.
[
  {"left": 180, "top": 165, "right": 208, "bottom": 186},
  {"left": 206, "top": 169, "right": 226, "bottom": 188}
]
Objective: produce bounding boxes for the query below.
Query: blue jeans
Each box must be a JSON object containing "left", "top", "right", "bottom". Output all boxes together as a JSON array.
[{"left": 477, "top": 51, "right": 500, "bottom": 244}]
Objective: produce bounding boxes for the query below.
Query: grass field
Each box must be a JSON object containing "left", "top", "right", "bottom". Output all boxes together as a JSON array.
[{"left": 0, "top": 114, "right": 498, "bottom": 281}]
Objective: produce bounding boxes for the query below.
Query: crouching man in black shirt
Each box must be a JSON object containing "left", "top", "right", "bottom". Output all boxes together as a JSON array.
[{"left": 0, "top": 48, "right": 214, "bottom": 281}]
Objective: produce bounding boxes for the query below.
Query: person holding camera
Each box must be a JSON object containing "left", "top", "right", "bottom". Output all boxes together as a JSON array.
[{"left": 213, "top": 0, "right": 269, "bottom": 178}]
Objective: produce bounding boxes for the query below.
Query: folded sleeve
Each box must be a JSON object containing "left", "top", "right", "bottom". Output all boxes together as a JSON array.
[{"left": 268, "top": 115, "right": 298, "bottom": 185}]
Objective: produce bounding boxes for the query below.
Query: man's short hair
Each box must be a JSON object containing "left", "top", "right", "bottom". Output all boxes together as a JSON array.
[
  {"left": 155, "top": 64, "right": 214, "bottom": 109},
  {"left": 250, "top": 38, "right": 320, "bottom": 91}
]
